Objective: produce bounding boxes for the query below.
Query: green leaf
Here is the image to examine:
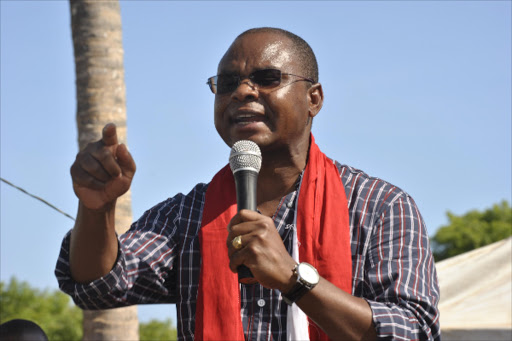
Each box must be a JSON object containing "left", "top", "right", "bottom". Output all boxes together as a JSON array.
[{"left": 432, "top": 200, "right": 512, "bottom": 261}]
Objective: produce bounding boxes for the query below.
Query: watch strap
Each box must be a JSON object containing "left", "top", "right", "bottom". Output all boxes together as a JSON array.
[
  {"left": 282, "top": 263, "right": 317, "bottom": 305},
  {"left": 282, "top": 281, "right": 311, "bottom": 305}
]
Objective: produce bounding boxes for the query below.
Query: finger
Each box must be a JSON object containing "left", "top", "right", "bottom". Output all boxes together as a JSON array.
[
  {"left": 229, "top": 216, "right": 273, "bottom": 243},
  {"left": 116, "top": 144, "right": 136, "bottom": 179},
  {"left": 239, "top": 209, "right": 261, "bottom": 221},
  {"left": 90, "top": 146, "right": 122, "bottom": 178},
  {"left": 226, "top": 233, "right": 246, "bottom": 255},
  {"left": 70, "top": 162, "right": 106, "bottom": 190},
  {"left": 227, "top": 213, "right": 242, "bottom": 233},
  {"left": 229, "top": 245, "right": 253, "bottom": 273},
  {"left": 78, "top": 153, "right": 112, "bottom": 182},
  {"left": 102, "top": 123, "right": 118, "bottom": 146},
  {"left": 227, "top": 232, "right": 263, "bottom": 261},
  {"left": 226, "top": 220, "right": 254, "bottom": 250},
  {"left": 227, "top": 209, "right": 262, "bottom": 232},
  {"left": 226, "top": 221, "right": 260, "bottom": 247}
]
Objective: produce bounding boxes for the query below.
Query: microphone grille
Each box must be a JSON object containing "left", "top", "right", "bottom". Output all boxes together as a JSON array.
[{"left": 229, "top": 140, "right": 262, "bottom": 174}]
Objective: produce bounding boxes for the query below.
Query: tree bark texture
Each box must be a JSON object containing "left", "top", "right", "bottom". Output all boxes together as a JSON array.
[{"left": 69, "top": 1, "right": 138, "bottom": 339}]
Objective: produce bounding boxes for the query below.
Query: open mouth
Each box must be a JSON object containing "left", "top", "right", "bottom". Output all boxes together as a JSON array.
[{"left": 232, "top": 113, "right": 266, "bottom": 125}]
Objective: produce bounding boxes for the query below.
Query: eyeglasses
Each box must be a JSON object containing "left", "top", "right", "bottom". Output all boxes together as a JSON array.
[{"left": 206, "top": 69, "right": 314, "bottom": 94}]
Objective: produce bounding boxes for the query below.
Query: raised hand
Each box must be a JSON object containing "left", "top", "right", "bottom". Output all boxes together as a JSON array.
[{"left": 70, "top": 123, "right": 136, "bottom": 210}]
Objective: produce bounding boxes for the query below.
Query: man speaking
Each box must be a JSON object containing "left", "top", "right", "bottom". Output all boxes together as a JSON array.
[{"left": 56, "top": 27, "right": 440, "bottom": 340}]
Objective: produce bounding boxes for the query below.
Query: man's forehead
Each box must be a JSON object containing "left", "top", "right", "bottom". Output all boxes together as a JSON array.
[{"left": 218, "top": 33, "right": 294, "bottom": 72}]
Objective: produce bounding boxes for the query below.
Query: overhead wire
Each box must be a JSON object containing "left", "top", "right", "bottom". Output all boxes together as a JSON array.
[{"left": 1, "top": 177, "right": 75, "bottom": 221}]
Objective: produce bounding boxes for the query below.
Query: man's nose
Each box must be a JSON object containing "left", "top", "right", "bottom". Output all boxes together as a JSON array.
[{"left": 231, "top": 79, "right": 259, "bottom": 101}]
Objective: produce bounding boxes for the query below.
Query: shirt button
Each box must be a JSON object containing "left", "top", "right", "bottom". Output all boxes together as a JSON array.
[{"left": 257, "top": 299, "right": 265, "bottom": 307}]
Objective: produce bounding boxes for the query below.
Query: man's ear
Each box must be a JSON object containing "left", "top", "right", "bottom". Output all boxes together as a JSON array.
[{"left": 308, "top": 83, "right": 324, "bottom": 118}]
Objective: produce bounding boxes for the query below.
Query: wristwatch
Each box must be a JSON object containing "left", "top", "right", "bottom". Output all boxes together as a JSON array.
[{"left": 282, "top": 262, "right": 319, "bottom": 305}]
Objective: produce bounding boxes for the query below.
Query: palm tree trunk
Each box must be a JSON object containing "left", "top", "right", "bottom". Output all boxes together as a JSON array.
[{"left": 69, "top": 0, "right": 138, "bottom": 339}]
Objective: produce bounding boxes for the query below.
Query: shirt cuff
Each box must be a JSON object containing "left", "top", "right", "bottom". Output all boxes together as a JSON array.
[
  {"left": 55, "top": 230, "right": 127, "bottom": 309},
  {"left": 365, "top": 298, "right": 425, "bottom": 340}
]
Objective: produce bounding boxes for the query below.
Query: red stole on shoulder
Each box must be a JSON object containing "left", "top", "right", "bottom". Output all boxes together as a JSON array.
[{"left": 195, "top": 135, "right": 352, "bottom": 340}]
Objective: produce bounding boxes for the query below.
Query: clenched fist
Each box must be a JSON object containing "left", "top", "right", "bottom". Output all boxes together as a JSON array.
[{"left": 70, "top": 123, "right": 136, "bottom": 210}]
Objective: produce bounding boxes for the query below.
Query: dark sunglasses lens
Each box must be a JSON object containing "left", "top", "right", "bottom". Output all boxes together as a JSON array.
[
  {"left": 252, "top": 69, "right": 281, "bottom": 87},
  {"left": 216, "top": 75, "right": 239, "bottom": 94},
  {"left": 210, "top": 70, "right": 282, "bottom": 94}
]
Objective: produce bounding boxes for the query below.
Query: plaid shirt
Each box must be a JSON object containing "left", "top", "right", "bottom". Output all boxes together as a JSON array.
[{"left": 56, "top": 163, "right": 441, "bottom": 341}]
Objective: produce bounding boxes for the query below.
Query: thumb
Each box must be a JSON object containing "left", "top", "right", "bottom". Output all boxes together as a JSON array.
[
  {"left": 102, "top": 123, "right": 119, "bottom": 146},
  {"left": 116, "top": 144, "right": 136, "bottom": 179}
]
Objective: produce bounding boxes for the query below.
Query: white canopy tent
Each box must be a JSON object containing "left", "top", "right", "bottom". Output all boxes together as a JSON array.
[{"left": 437, "top": 237, "right": 512, "bottom": 340}]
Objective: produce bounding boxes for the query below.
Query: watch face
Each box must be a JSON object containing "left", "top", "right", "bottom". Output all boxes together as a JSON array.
[{"left": 298, "top": 263, "right": 319, "bottom": 284}]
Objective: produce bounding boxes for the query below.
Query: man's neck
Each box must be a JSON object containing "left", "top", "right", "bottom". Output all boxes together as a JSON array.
[{"left": 256, "top": 149, "right": 308, "bottom": 216}]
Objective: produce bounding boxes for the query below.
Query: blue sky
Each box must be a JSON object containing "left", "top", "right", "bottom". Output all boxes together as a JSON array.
[{"left": 1, "top": 1, "right": 510, "bottom": 324}]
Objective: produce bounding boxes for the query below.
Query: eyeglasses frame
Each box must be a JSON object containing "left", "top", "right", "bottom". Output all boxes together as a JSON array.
[{"left": 206, "top": 68, "right": 315, "bottom": 94}]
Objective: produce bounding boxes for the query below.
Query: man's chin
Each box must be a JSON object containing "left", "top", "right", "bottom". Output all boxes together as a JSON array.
[{"left": 223, "top": 130, "right": 273, "bottom": 148}]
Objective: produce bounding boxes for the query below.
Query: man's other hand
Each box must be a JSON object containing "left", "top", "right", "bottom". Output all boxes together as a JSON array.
[{"left": 70, "top": 123, "right": 136, "bottom": 210}]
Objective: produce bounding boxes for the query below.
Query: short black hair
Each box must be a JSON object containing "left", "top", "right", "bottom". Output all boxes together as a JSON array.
[
  {"left": 0, "top": 319, "right": 48, "bottom": 341},
  {"left": 236, "top": 27, "right": 319, "bottom": 83}
]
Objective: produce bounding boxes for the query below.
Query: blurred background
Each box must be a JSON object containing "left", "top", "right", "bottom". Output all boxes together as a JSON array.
[{"left": 1, "top": 0, "right": 510, "bottom": 333}]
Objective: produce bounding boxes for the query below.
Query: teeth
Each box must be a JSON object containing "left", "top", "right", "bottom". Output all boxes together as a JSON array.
[
  {"left": 233, "top": 113, "right": 263, "bottom": 124},
  {"left": 234, "top": 114, "right": 257, "bottom": 122}
]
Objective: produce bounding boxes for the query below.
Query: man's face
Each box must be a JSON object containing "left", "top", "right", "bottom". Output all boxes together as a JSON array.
[{"left": 214, "top": 32, "right": 319, "bottom": 153}]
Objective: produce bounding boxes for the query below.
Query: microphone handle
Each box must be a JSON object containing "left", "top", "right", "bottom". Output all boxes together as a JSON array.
[
  {"left": 234, "top": 170, "right": 258, "bottom": 284},
  {"left": 234, "top": 170, "right": 258, "bottom": 211}
]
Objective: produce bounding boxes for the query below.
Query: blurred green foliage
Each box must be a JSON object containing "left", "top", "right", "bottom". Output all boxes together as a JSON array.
[
  {"left": 1, "top": 278, "right": 177, "bottom": 340},
  {"left": 140, "top": 318, "right": 177, "bottom": 341},
  {"left": 432, "top": 200, "right": 512, "bottom": 261},
  {"left": 0, "top": 277, "right": 82, "bottom": 340}
]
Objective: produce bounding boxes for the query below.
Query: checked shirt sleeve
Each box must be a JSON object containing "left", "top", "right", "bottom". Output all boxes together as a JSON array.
[
  {"left": 55, "top": 196, "right": 185, "bottom": 310},
  {"left": 362, "top": 192, "right": 441, "bottom": 340},
  {"left": 340, "top": 164, "right": 441, "bottom": 341}
]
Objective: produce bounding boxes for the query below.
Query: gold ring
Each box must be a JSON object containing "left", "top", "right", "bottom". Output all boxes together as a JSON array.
[{"left": 232, "top": 235, "right": 243, "bottom": 250}]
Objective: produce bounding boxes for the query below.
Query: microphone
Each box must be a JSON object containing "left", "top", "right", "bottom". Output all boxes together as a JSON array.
[{"left": 229, "top": 140, "right": 262, "bottom": 284}]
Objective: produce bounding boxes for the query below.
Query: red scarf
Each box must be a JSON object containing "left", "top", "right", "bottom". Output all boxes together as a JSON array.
[{"left": 195, "top": 135, "right": 352, "bottom": 340}]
